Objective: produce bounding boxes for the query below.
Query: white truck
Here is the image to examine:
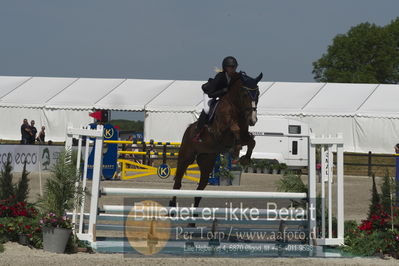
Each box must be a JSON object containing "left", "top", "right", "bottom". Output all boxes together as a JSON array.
[{"left": 240, "top": 117, "right": 311, "bottom": 169}]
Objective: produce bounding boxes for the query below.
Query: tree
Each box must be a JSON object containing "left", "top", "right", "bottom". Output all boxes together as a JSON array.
[
  {"left": 368, "top": 173, "right": 380, "bottom": 219},
  {"left": 380, "top": 170, "right": 392, "bottom": 215},
  {"left": 313, "top": 19, "right": 399, "bottom": 83},
  {"left": 15, "top": 161, "right": 30, "bottom": 203},
  {"left": 0, "top": 156, "right": 14, "bottom": 201}
]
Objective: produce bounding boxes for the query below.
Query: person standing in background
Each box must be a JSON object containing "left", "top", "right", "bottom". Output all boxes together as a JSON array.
[
  {"left": 29, "top": 120, "right": 37, "bottom": 144},
  {"left": 20, "top": 118, "right": 31, "bottom": 144},
  {"left": 148, "top": 139, "right": 157, "bottom": 166},
  {"left": 36, "top": 126, "right": 46, "bottom": 144}
]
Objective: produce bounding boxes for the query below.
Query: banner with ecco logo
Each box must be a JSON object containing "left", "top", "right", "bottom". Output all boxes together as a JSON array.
[{"left": 0, "top": 145, "right": 70, "bottom": 172}]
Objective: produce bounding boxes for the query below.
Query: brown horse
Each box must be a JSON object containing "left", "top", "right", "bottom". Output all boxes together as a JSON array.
[{"left": 169, "top": 71, "right": 263, "bottom": 209}]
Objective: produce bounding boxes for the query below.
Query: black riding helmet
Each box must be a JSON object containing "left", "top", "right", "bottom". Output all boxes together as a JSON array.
[{"left": 222, "top": 56, "right": 238, "bottom": 70}]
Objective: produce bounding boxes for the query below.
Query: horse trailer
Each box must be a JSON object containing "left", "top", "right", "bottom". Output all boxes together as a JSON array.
[{"left": 240, "top": 117, "right": 311, "bottom": 169}]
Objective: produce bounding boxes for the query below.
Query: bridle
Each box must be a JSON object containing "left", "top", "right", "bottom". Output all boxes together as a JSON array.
[{"left": 242, "top": 86, "right": 259, "bottom": 113}]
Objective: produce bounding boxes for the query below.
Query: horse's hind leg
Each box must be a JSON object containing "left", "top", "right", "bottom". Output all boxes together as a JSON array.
[
  {"left": 187, "top": 153, "right": 217, "bottom": 227},
  {"left": 169, "top": 151, "right": 196, "bottom": 207},
  {"left": 194, "top": 153, "right": 217, "bottom": 208}
]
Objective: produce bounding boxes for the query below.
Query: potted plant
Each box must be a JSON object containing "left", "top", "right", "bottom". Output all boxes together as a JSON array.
[
  {"left": 215, "top": 154, "right": 233, "bottom": 186},
  {"left": 250, "top": 159, "right": 258, "bottom": 173},
  {"left": 257, "top": 160, "right": 266, "bottom": 174},
  {"left": 243, "top": 165, "right": 249, "bottom": 173},
  {"left": 73, "top": 235, "right": 92, "bottom": 253},
  {"left": 37, "top": 149, "right": 84, "bottom": 253},
  {"left": 16, "top": 216, "right": 33, "bottom": 246},
  {"left": 40, "top": 213, "right": 72, "bottom": 253},
  {"left": 230, "top": 163, "right": 243, "bottom": 186},
  {"left": 263, "top": 160, "right": 272, "bottom": 174},
  {"left": 271, "top": 163, "right": 280, "bottom": 175},
  {"left": 279, "top": 163, "right": 288, "bottom": 175}
]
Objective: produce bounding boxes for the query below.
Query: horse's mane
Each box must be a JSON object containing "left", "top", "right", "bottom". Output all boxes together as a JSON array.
[{"left": 222, "top": 72, "right": 246, "bottom": 109}]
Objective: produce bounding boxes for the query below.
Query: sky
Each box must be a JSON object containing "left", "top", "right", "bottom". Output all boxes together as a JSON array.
[{"left": 1, "top": 0, "right": 398, "bottom": 120}]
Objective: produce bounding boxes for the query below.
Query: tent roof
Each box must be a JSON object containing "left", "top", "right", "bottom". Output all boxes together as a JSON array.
[
  {"left": 257, "top": 82, "right": 324, "bottom": 115},
  {"left": 302, "top": 83, "right": 379, "bottom": 116},
  {"left": 0, "top": 76, "right": 31, "bottom": 99},
  {"left": 45, "top": 78, "right": 124, "bottom": 110},
  {"left": 146, "top": 80, "right": 204, "bottom": 112},
  {"left": 357, "top": 84, "right": 399, "bottom": 118},
  {"left": 0, "top": 75, "right": 398, "bottom": 118},
  {"left": 94, "top": 79, "right": 173, "bottom": 111},
  {"left": 0, "top": 77, "right": 77, "bottom": 108}
]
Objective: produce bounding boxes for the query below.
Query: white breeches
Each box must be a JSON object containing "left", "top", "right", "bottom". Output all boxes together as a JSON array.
[{"left": 203, "top": 93, "right": 212, "bottom": 114}]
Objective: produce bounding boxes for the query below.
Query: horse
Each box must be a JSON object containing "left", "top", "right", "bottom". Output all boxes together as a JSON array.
[{"left": 169, "top": 71, "right": 263, "bottom": 211}]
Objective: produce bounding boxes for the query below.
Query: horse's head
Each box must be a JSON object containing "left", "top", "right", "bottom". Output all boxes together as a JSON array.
[{"left": 238, "top": 72, "right": 263, "bottom": 126}]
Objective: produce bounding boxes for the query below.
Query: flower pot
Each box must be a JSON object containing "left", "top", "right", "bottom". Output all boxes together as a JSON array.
[
  {"left": 42, "top": 227, "right": 71, "bottom": 253},
  {"left": 219, "top": 174, "right": 232, "bottom": 186},
  {"left": 230, "top": 170, "right": 242, "bottom": 186},
  {"left": 18, "top": 234, "right": 29, "bottom": 246},
  {"left": 76, "top": 247, "right": 89, "bottom": 253}
]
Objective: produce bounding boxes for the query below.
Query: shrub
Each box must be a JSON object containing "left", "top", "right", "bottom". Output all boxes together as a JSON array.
[
  {"left": 344, "top": 229, "right": 399, "bottom": 256},
  {"left": 368, "top": 173, "right": 380, "bottom": 219},
  {"left": 381, "top": 170, "right": 393, "bottom": 215},
  {"left": 0, "top": 158, "right": 42, "bottom": 249},
  {"left": 276, "top": 172, "right": 307, "bottom": 208},
  {"left": 344, "top": 171, "right": 399, "bottom": 257},
  {"left": 276, "top": 172, "right": 307, "bottom": 194},
  {"left": 37, "top": 149, "right": 84, "bottom": 216},
  {"left": 0, "top": 156, "right": 14, "bottom": 201},
  {"left": 15, "top": 162, "right": 30, "bottom": 203},
  {"left": 0, "top": 197, "right": 38, "bottom": 218},
  {"left": 0, "top": 197, "right": 41, "bottom": 247},
  {"left": 0, "top": 159, "right": 30, "bottom": 205},
  {"left": 0, "top": 216, "right": 42, "bottom": 247},
  {"left": 279, "top": 163, "right": 288, "bottom": 170},
  {"left": 344, "top": 220, "right": 359, "bottom": 247}
]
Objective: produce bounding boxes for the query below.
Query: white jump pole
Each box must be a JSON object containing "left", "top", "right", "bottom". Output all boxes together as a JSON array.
[
  {"left": 101, "top": 205, "right": 307, "bottom": 218},
  {"left": 79, "top": 133, "right": 91, "bottom": 235},
  {"left": 328, "top": 144, "right": 333, "bottom": 239},
  {"left": 101, "top": 187, "right": 307, "bottom": 199},
  {"left": 71, "top": 133, "right": 82, "bottom": 228},
  {"left": 308, "top": 134, "right": 317, "bottom": 245},
  {"left": 87, "top": 126, "right": 104, "bottom": 242},
  {"left": 336, "top": 136, "right": 344, "bottom": 242},
  {"left": 320, "top": 145, "right": 326, "bottom": 239}
]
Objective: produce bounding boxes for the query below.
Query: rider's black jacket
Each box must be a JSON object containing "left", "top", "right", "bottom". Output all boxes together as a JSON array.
[{"left": 201, "top": 72, "right": 230, "bottom": 98}]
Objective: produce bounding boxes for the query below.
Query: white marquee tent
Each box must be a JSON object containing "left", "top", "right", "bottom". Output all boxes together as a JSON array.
[{"left": 0, "top": 75, "right": 398, "bottom": 154}]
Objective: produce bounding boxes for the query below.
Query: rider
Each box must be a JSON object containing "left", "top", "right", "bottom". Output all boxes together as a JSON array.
[{"left": 193, "top": 56, "right": 239, "bottom": 142}]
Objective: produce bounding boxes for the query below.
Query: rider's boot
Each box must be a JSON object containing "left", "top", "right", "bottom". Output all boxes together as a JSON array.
[{"left": 193, "top": 111, "right": 207, "bottom": 142}]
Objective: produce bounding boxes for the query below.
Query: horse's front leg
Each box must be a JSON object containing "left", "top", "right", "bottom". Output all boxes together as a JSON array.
[{"left": 239, "top": 133, "right": 255, "bottom": 166}]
